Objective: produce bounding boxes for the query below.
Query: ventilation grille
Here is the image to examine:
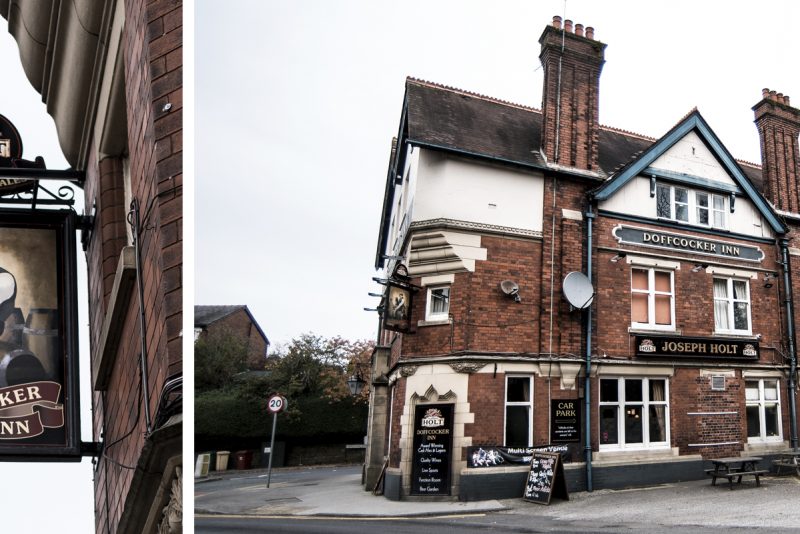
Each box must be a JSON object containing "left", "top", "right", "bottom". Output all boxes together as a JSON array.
[{"left": 710, "top": 375, "right": 726, "bottom": 391}]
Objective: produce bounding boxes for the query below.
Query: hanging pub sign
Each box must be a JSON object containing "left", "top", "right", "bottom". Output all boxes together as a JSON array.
[
  {"left": 613, "top": 225, "right": 764, "bottom": 262},
  {"left": 635, "top": 334, "right": 759, "bottom": 360},
  {"left": 410, "top": 403, "right": 453, "bottom": 495},
  {"left": 0, "top": 114, "right": 38, "bottom": 196},
  {"left": 382, "top": 263, "right": 415, "bottom": 333},
  {"left": 0, "top": 209, "right": 80, "bottom": 460}
]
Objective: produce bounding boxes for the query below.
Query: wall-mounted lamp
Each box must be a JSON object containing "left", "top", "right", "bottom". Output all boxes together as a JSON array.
[
  {"left": 610, "top": 252, "right": 627, "bottom": 263},
  {"left": 691, "top": 264, "right": 708, "bottom": 273},
  {"left": 764, "top": 273, "right": 776, "bottom": 289}
]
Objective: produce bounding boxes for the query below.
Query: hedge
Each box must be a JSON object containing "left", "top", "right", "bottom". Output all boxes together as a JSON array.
[{"left": 195, "top": 390, "right": 368, "bottom": 449}]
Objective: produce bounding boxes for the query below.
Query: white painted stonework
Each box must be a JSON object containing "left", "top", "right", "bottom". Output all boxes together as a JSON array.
[
  {"left": 650, "top": 131, "right": 738, "bottom": 187},
  {"left": 413, "top": 149, "right": 544, "bottom": 233}
]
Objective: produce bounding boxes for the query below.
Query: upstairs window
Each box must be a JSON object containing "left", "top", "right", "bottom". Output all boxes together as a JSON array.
[
  {"left": 656, "top": 184, "right": 726, "bottom": 229},
  {"left": 631, "top": 268, "right": 674, "bottom": 330},
  {"left": 425, "top": 286, "right": 450, "bottom": 321},
  {"left": 713, "top": 278, "right": 751, "bottom": 335}
]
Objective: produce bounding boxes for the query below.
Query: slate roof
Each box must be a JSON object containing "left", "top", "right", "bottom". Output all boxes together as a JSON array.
[
  {"left": 194, "top": 305, "right": 245, "bottom": 326},
  {"left": 403, "top": 78, "right": 764, "bottom": 185},
  {"left": 375, "top": 78, "right": 766, "bottom": 267},
  {"left": 194, "top": 305, "right": 270, "bottom": 346}
]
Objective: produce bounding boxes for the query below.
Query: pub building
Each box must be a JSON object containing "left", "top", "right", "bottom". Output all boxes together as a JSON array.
[{"left": 364, "top": 15, "right": 799, "bottom": 501}]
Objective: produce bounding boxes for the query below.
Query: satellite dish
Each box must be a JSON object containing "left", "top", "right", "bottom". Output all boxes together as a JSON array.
[
  {"left": 499, "top": 280, "right": 521, "bottom": 302},
  {"left": 563, "top": 272, "right": 594, "bottom": 310}
]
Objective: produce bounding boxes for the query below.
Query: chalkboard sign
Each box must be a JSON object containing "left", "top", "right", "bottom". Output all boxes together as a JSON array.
[
  {"left": 523, "top": 451, "right": 569, "bottom": 504},
  {"left": 410, "top": 403, "right": 453, "bottom": 496}
]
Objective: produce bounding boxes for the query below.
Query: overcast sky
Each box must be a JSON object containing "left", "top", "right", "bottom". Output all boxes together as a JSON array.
[
  {"left": 196, "top": 0, "right": 800, "bottom": 351},
  {"left": 0, "top": 21, "right": 93, "bottom": 534}
]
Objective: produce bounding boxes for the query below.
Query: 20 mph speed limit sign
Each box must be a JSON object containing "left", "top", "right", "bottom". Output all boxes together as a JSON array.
[{"left": 267, "top": 395, "right": 288, "bottom": 414}]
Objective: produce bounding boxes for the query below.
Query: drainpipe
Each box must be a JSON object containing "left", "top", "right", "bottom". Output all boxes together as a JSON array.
[
  {"left": 585, "top": 207, "right": 595, "bottom": 491},
  {"left": 779, "top": 239, "right": 799, "bottom": 449}
]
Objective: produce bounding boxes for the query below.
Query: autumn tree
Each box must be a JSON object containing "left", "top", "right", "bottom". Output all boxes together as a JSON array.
[{"left": 194, "top": 328, "right": 249, "bottom": 392}]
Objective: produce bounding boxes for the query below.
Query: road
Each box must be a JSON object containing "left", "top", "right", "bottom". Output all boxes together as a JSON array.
[
  {"left": 195, "top": 464, "right": 800, "bottom": 532},
  {"left": 195, "top": 513, "right": 798, "bottom": 533}
]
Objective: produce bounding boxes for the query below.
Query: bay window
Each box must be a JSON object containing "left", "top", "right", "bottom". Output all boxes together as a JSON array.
[{"left": 600, "top": 377, "right": 669, "bottom": 450}]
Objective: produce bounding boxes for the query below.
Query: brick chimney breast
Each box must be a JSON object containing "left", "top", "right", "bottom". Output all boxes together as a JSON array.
[
  {"left": 753, "top": 88, "right": 800, "bottom": 213},
  {"left": 538, "top": 16, "right": 607, "bottom": 171}
]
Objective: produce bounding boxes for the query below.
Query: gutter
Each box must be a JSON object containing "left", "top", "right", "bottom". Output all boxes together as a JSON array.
[{"left": 779, "top": 239, "right": 799, "bottom": 449}]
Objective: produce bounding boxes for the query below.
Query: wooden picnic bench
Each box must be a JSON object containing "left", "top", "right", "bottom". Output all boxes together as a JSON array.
[
  {"left": 706, "top": 456, "right": 767, "bottom": 490},
  {"left": 772, "top": 450, "right": 800, "bottom": 476}
]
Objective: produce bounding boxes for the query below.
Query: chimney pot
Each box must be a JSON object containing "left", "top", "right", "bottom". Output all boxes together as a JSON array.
[
  {"left": 770, "top": 90, "right": 778, "bottom": 101},
  {"left": 552, "top": 15, "right": 562, "bottom": 29},
  {"left": 565, "top": 19, "right": 573, "bottom": 32},
  {"left": 585, "top": 26, "right": 595, "bottom": 39},
  {"left": 575, "top": 23, "right": 584, "bottom": 37},
  {"left": 762, "top": 88, "right": 770, "bottom": 99},
  {"left": 786, "top": 95, "right": 791, "bottom": 106},
  {"left": 778, "top": 93, "right": 785, "bottom": 104}
]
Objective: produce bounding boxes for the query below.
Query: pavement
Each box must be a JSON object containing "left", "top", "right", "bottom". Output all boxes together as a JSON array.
[{"left": 195, "top": 464, "right": 800, "bottom": 530}]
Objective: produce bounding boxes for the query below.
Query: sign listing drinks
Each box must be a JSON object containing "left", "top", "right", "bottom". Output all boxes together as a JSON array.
[{"left": 410, "top": 404, "right": 453, "bottom": 496}]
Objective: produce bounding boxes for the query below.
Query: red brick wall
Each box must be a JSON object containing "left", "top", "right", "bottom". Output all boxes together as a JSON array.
[
  {"left": 592, "top": 215, "right": 784, "bottom": 361},
  {"left": 539, "top": 24, "right": 605, "bottom": 171},
  {"left": 203, "top": 309, "right": 268, "bottom": 369},
  {"left": 89, "top": 1, "right": 182, "bottom": 532},
  {"left": 388, "top": 379, "right": 406, "bottom": 467},
  {"left": 401, "top": 236, "right": 543, "bottom": 356}
]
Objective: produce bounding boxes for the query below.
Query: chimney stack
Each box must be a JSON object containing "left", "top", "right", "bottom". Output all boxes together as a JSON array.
[
  {"left": 539, "top": 15, "right": 606, "bottom": 171},
  {"left": 753, "top": 87, "right": 800, "bottom": 213}
]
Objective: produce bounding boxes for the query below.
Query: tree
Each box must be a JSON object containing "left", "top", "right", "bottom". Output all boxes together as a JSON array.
[
  {"left": 261, "top": 333, "right": 373, "bottom": 400},
  {"left": 195, "top": 328, "right": 249, "bottom": 392}
]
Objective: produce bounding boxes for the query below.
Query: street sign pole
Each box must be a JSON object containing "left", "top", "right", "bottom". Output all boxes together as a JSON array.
[
  {"left": 266, "top": 394, "right": 287, "bottom": 488},
  {"left": 267, "top": 411, "right": 278, "bottom": 488}
]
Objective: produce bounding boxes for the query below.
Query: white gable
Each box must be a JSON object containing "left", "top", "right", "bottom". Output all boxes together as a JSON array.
[{"left": 649, "top": 131, "right": 737, "bottom": 188}]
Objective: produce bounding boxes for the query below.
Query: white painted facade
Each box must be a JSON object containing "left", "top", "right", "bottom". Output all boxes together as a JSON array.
[
  {"left": 413, "top": 150, "right": 545, "bottom": 233},
  {"left": 387, "top": 147, "right": 546, "bottom": 258},
  {"left": 599, "top": 131, "right": 773, "bottom": 239}
]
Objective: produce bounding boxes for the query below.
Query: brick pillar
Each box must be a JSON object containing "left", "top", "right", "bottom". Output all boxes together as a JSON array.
[
  {"left": 753, "top": 89, "right": 800, "bottom": 213},
  {"left": 539, "top": 16, "right": 606, "bottom": 170},
  {"left": 364, "top": 345, "right": 390, "bottom": 490}
]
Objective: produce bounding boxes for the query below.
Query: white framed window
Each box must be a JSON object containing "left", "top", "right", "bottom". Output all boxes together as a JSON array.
[
  {"left": 656, "top": 184, "right": 726, "bottom": 229},
  {"left": 713, "top": 278, "right": 751, "bottom": 335},
  {"left": 599, "top": 377, "right": 670, "bottom": 450},
  {"left": 631, "top": 267, "right": 675, "bottom": 330},
  {"left": 425, "top": 286, "right": 450, "bottom": 321},
  {"left": 746, "top": 379, "right": 782, "bottom": 442},
  {"left": 505, "top": 376, "right": 533, "bottom": 447}
]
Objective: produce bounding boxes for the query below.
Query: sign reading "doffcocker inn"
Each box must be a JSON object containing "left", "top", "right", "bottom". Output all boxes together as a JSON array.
[{"left": 613, "top": 225, "right": 764, "bottom": 262}]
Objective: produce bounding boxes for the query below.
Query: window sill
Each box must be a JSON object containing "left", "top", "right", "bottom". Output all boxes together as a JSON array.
[
  {"left": 743, "top": 440, "right": 788, "bottom": 454},
  {"left": 712, "top": 332, "right": 756, "bottom": 339},
  {"left": 93, "top": 246, "right": 136, "bottom": 391},
  {"left": 628, "top": 327, "right": 681, "bottom": 335},
  {"left": 417, "top": 319, "right": 451, "bottom": 327}
]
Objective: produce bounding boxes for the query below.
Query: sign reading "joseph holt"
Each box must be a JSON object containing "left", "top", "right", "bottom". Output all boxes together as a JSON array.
[
  {"left": 635, "top": 335, "right": 759, "bottom": 360},
  {"left": 613, "top": 225, "right": 764, "bottom": 262}
]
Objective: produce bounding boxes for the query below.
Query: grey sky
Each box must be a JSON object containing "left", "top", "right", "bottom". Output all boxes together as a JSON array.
[
  {"left": 196, "top": 0, "right": 799, "bottom": 350},
  {"left": 0, "top": 21, "right": 93, "bottom": 534}
]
